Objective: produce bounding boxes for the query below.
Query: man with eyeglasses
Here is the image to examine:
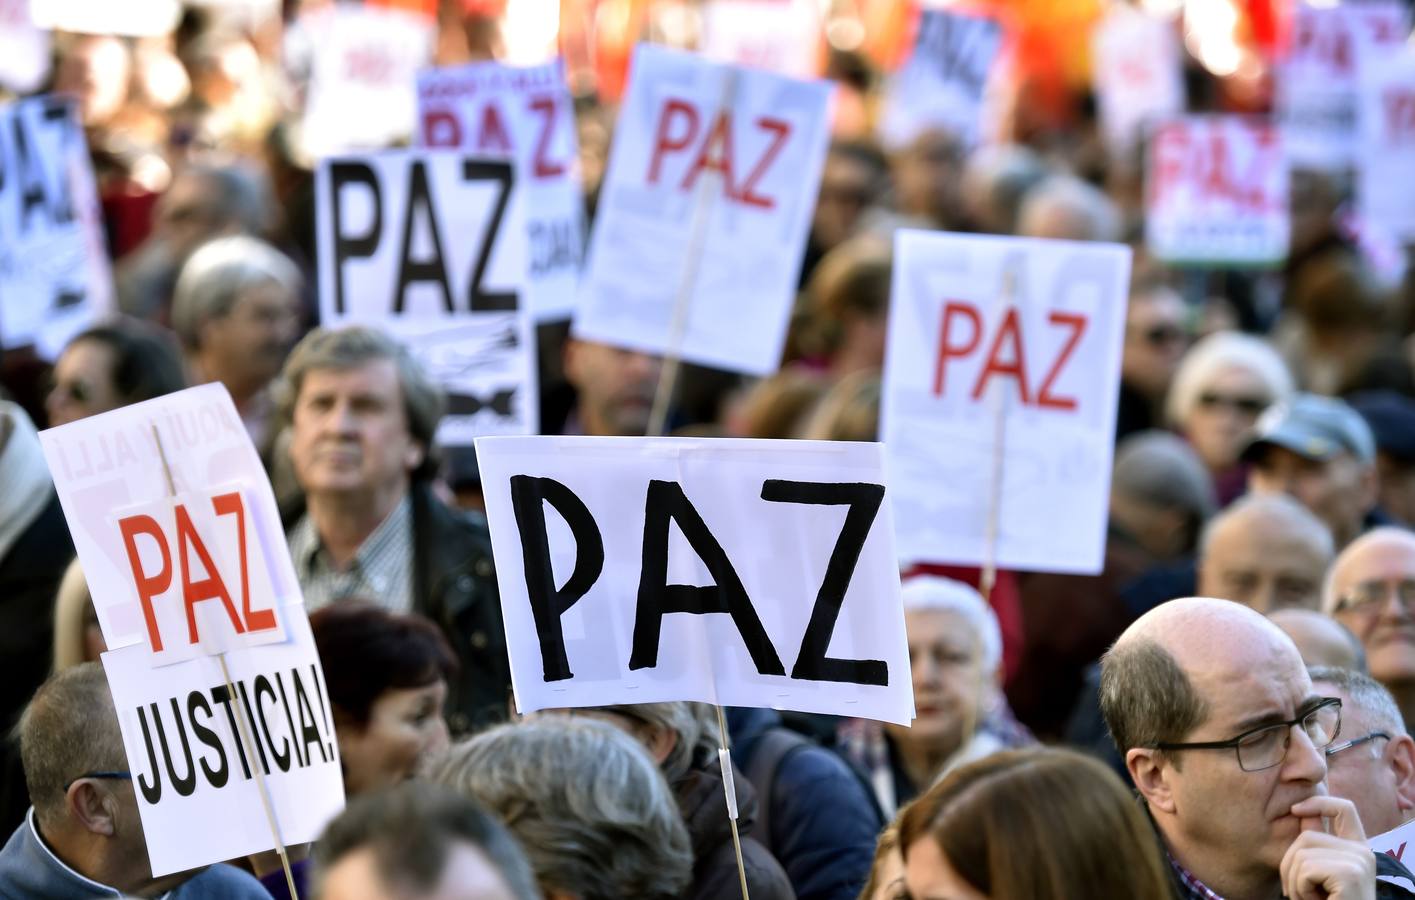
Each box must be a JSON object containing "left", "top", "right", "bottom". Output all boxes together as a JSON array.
[
  {"left": 1309, "top": 666, "right": 1415, "bottom": 836},
  {"left": 0, "top": 664, "right": 269, "bottom": 898},
  {"left": 1326, "top": 528, "right": 1415, "bottom": 729},
  {"left": 1101, "top": 597, "right": 1415, "bottom": 899}
]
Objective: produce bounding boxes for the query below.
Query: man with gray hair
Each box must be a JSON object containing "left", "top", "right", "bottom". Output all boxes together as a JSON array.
[
  {"left": 1016, "top": 173, "right": 1123, "bottom": 243},
  {"left": 0, "top": 664, "right": 268, "bottom": 897},
  {"left": 172, "top": 234, "right": 302, "bottom": 446},
  {"left": 1197, "top": 494, "right": 1335, "bottom": 614},
  {"left": 281, "top": 326, "right": 508, "bottom": 734},
  {"left": 1309, "top": 666, "right": 1415, "bottom": 836}
]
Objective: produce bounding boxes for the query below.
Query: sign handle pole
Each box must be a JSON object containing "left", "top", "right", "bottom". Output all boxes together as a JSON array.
[
  {"left": 714, "top": 704, "right": 751, "bottom": 900},
  {"left": 151, "top": 425, "right": 300, "bottom": 899}
]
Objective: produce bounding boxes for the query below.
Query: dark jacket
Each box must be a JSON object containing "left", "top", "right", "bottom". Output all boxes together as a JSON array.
[
  {"left": 725, "top": 707, "right": 881, "bottom": 900},
  {"left": 285, "top": 481, "right": 511, "bottom": 736},
  {"left": 675, "top": 760, "right": 795, "bottom": 900}
]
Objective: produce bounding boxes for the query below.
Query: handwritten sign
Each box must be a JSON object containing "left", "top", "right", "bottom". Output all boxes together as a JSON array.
[
  {"left": 475, "top": 436, "right": 913, "bottom": 725},
  {"left": 0, "top": 94, "right": 113, "bottom": 359},
  {"left": 573, "top": 45, "right": 830, "bottom": 375},
  {"left": 1358, "top": 49, "right": 1415, "bottom": 242},
  {"left": 315, "top": 150, "right": 538, "bottom": 443},
  {"left": 1146, "top": 116, "right": 1289, "bottom": 266},
  {"left": 417, "top": 59, "right": 585, "bottom": 321},
  {"left": 881, "top": 230, "right": 1131, "bottom": 575},
  {"left": 700, "top": 0, "right": 821, "bottom": 79},
  {"left": 1091, "top": 7, "right": 1184, "bottom": 157},
  {"left": 878, "top": 8, "right": 1003, "bottom": 151},
  {"left": 1372, "top": 819, "right": 1415, "bottom": 892}
]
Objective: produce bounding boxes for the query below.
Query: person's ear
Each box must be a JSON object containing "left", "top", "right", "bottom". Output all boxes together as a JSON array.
[
  {"left": 644, "top": 723, "right": 677, "bottom": 767},
  {"left": 403, "top": 439, "right": 425, "bottom": 472},
  {"left": 1128, "top": 747, "right": 1177, "bottom": 814},
  {"left": 67, "top": 780, "right": 119, "bottom": 837},
  {"left": 1390, "top": 735, "right": 1415, "bottom": 813}
]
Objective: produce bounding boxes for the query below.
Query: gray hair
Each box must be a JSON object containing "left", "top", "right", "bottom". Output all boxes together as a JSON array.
[
  {"left": 19, "top": 663, "right": 127, "bottom": 830},
  {"left": 171, "top": 235, "right": 301, "bottom": 350},
  {"left": 313, "top": 781, "right": 541, "bottom": 900},
  {"left": 276, "top": 326, "right": 445, "bottom": 482},
  {"left": 183, "top": 162, "right": 272, "bottom": 236},
  {"left": 1016, "top": 174, "right": 1122, "bottom": 242},
  {"left": 585, "top": 702, "right": 720, "bottom": 783},
  {"left": 1308, "top": 666, "right": 1408, "bottom": 737},
  {"left": 1198, "top": 493, "right": 1335, "bottom": 564},
  {"left": 1113, "top": 430, "right": 1218, "bottom": 535},
  {"left": 1165, "top": 331, "right": 1294, "bottom": 429},
  {"left": 902, "top": 576, "right": 1003, "bottom": 674},
  {"left": 960, "top": 143, "right": 1048, "bottom": 234},
  {"left": 432, "top": 716, "right": 693, "bottom": 900}
]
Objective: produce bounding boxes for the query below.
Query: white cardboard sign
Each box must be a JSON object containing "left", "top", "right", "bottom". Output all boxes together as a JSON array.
[
  {"left": 1358, "top": 49, "right": 1415, "bottom": 242},
  {"left": 0, "top": 93, "right": 113, "bottom": 358},
  {"left": 0, "top": 0, "right": 51, "bottom": 94},
  {"left": 877, "top": 8, "right": 1003, "bottom": 151},
  {"left": 1277, "top": 1, "right": 1410, "bottom": 171},
  {"left": 101, "top": 614, "right": 345, "bottom": 877},
  {"left": 417, "top": 59, "right": 586, "bottom": 322},
  {"left": 1145, "top": 116, "right": 1289, "bottom": 266},
  {"left": 475, "top": 436, "right": 913, "bottom": 725},
  {"left": 573, "top": 44, "right": 831, "bottom": 376},
  {"left": 881, "top": 230, "right": 1131, "bottom": 575},
  {"left": 315, "top": 149, "right": 538, "bottom": 444},
  {"left": 699, "top": 0, "right": 821, "bottom": 80},
  {"left": 39, "top": 384, "right": 296, "bottom": 666},
  {"left": 1091, "top": 7, "right": 1184, "bottom": 158},
  {"left": 1372, "top": 820, "right": 1415, "bottom": 892}
]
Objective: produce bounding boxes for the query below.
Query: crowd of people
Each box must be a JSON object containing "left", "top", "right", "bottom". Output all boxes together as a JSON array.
[{"left": 4, "top": 1, "right": 1415, "bottom": 899}]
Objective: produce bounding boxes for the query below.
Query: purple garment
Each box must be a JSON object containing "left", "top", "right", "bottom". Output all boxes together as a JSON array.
[{"left": 259, "top": 858, "right": 309, "bottom": 900}]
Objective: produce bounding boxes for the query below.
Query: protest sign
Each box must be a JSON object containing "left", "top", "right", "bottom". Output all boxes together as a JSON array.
[
  {"left": 1145, "top": 116, "right": 1288, "bottom": 266},
  {"left": 315, "top": 149, "right": 538, "bottom": 443},
  {"left": 1372, "top": 820, "right": 1415, "bottom": 892},
  {"left": 417, "top": 59, "right": 585, "bottom": 321},
  {"left": 290, "top": 3, "right": 434, "bottom": 159},
  {"left": 39, "top": 384, "right": 297, "bottom": 665},
  {"left": 699, "top": 0, "right": 821, "bottom": 79},
  {"left": 573, "top": 45, "right": 831, "bottom": 376},
  {"left": 29, "top": 0, "right": 179, "bottom": 36},
  {"left": 0, "top": 93, "right": 113, "bottom": 358},
  {"left": 1090, "top": 7, "right": 1184, "bottom": 158},
  {"left": 881, "top": 230, "right": 1131, "bottom": 575},
  {"left": 877, "top": 8, "right": 1003, "bottom": 151},
  {"left": 1277, "top": 1, "right": 1410, "bottom": 171},
  {"left": 475, "top": 436, "right": 913, "bottom": 725},
  {"left": 101, "top": 614, "right": 345, "bottom": 877},
  {"left": 0, "top": 0, "right": 50, "bottom": 94},
  {"left": 1357, "top": 49, "right": 1415, "bottom": 242}
]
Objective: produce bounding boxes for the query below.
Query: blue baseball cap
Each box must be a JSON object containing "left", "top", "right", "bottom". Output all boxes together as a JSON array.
[{"left": 1240, "top": 393, "right": 1376, "bottom": 465}]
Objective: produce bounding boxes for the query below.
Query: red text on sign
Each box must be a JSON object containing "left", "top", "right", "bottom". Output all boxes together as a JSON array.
[
  {"left": 1384, "top": 89, "right": 1415, "bottom": 142},
  {"left": 420, "top": 94, "right": 567, "bottom": 178},
  {"left": 931, "top": 300, "right": 1088, "bottom": 410},
  {"left": 1149, "top": 122, "right": 1279, "bottom": 213},
  {"left": 645, "top": 99, "right": 792, "bottom": 210}
]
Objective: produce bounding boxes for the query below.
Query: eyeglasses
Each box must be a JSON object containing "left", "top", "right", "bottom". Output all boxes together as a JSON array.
[
  {"left": 62, "top": 771, "right": 132, "bottom": 792},
  {"left": 1326, "top": 732, "right": 1392, "bottom": 759},
  {"left": 1152, "top": 698, "right": 1342, "bottom": 772},
  {"left": 1196, "top": 392, "right": 1268, "bottom": 416},
  {"left": 1143, "top": 324, "right": 1188, "bottom": 347},
  {"left": 1334, "top": 580, "right": 1415, "bottom": 617}
]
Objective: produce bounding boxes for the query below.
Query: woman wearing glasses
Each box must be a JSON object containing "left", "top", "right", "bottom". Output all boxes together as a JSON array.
[{"left": 1166, "top": 331, "right": 1294, "bottom": 506}]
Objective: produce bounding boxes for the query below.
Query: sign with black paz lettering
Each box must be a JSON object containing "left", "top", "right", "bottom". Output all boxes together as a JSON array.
[{"left": 475, "top": 437, "right": 914, "bottom": 725}]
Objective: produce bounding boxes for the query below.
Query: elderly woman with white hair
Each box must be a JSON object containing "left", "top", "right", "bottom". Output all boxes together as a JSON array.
[
  {"left": 1165, "top": 331, "right": 1295, "bottom": 505},
  {"left": 837, "top": 576, "right": 1033, "bottom": 818}
]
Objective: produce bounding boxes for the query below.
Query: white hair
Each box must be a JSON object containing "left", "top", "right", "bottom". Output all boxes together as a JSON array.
[
  {"left": 171, "top": 235, "right": 301, "bottom": 349},
  {"left": 901, "top": 576, "right": 1003, "bottom": 673},
  {"left": 1164, "top": 330, "right": 1295, "bottom": 429}
]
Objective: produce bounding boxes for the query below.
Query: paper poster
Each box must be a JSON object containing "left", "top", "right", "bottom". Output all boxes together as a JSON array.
[
  {"left": 881, "top": 230, "right": 1131, "bottom": 575},
  {"left": 475, "top": 436, "right": 914, "bottom": 725},
  {"left": 1146, "top": 116, "right": 1289, "bottom": 266},
  {"left": 0, "top": 0, "right": 50, "bottom": 93},
  {"left": 1277, "top": 1, "right": 1410, "bottom": 170},
  {"left": 0, "top": 93, "right": 113, "bottom": 358},
  {"left": 1358, "top": 49, "right": 1415, "bottom": 242},
  {"left": 315, "top": 149, "right": 538, "bottom": 444},
  {"left": 1091, "top": 7, "right": 1184, "bottom": 157},
  {"left": 417, "top": 58, "right": 586, "bottom": 321},
  {"left": 29, "top": 0, "right": 179, "bottom": 36},
  {"left": 699, "top": 0, "right": 821, "bottom": 79},
  {"left": 1372, "top": 819, "right": 1415, "bottom": 892},
  {"left": 877, "top": 8, "right": 1003, "bottom": 151},
  {"left": 573, "top": 44, "right": 831, "bottom": 375}
]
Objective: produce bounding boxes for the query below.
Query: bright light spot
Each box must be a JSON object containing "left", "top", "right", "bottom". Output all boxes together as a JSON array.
[
  {"left": 502, "top": 0, "right": 560, "bottom": 65},
  {"left": 826, "top": 16, "right": 865, "bottom": 51}
]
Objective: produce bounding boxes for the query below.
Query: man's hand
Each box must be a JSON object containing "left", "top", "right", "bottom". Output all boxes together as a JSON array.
[{"left": 1280, "top": 796, "right": 1376, "bottom": 900}]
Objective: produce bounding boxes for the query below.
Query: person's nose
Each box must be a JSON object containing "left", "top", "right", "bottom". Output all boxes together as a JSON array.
[{"left": 1282, "top": 723, "right": 1328, "bottom": 785}]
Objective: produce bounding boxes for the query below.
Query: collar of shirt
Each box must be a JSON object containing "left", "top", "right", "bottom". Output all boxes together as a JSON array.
[
  {"left": 1168, "top": 851, "right": 1227, "bottom": 900},
  {"left": 289, "top": 493, "right": 413, "bottom": 613},
  {"left": 26, "top": 808, "right": 173, "bottom": 899}
]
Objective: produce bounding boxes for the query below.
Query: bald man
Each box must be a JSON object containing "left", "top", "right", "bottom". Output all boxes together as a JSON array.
[
  {"left": 1268, "top": 609, "right": 1365, "bottom": 671},
  {"left": 1197, "top": 494, "right": 1335, "bottom": 614},
  {"left": 1100, "top": 597, "right": 1414, "bottom": 899},
  {"left": 1325, "top": 528, "right": 1415, "bottom": 729}
]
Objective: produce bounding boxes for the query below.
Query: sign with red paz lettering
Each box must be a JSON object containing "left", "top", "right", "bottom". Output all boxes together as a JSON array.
[
  {"left": 474, "top": 436, "right": 914, "bottom": 725},
  {"left": 1145, "top": 116, "right": 1288, "bottom": 266},
  {"left": 417, "top": 59, "right": 586, "bottom": 321},
  {"left": 573, "top": 45, "right": 831, "bottom": 376},
  {"left": 881, "top": 231, "right": 1131, "bottom": 575},
  {"left": 39, "top": 384, "right": 297, "bottom": 665},
  {"left": 1358, "top": 49, "right": 1415, "bottom": 242}
]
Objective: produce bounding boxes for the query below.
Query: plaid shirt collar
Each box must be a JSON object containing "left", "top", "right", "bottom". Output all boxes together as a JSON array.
[{"left": 1168, "top": 852, "right": 1227, "bottom": 900}]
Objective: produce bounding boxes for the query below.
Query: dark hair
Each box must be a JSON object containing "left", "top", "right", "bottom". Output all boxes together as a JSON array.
[
  {"left": 314, "top": 781, "right": 541, "bottom": 900},
  {"left": 69, "top": 317, "right": 187, "bottom": 404},
  {"left": 310, "top": 602, "right": 457, "bottom": 726},
  {"left": 1099, "top": 638, "right": 1210, "bottom": 759}
]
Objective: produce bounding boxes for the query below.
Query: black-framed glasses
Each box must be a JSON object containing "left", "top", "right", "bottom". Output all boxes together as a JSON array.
[
  {"left": 62, "top": 771, "right": 132, "bottom": 792},
  {"left": 1151, "top": 698, "right": 1342, "bottom": 772},
  {"left": 1196, "top": 391, "right": 1268, "bottom": 416},
  {"left": 1326, "top": 732, "right": 1392, "bottom": 759},
  {"left": 1334, "top": 580, "right": 1415, "bottom": 617}
]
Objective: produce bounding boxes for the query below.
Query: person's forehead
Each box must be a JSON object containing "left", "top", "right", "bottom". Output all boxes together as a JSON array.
[
  {"left": 905, "top": 608, "right": 976, "bottom": 645},
  {"left": 1335, "top": 539, "right": 1415, "bottom": 591},
  {"left": 1178, "top": 632, "right": 1312, "bottom": 728},
  {"left": 302, "top": 359, "right": 402, "bottom": 393}
]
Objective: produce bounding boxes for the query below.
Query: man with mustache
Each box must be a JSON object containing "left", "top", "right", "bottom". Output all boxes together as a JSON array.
[
  {"left": 1327, "top": 528, "right": 1415, "bottom": 731},
  {"left": 561, "top": 338, "right": 663, "bottom": 436},
  {"left": 281, "top": 326, "right": 509, "bottom": 736},
  {"left": 171, "top": 234, "right": 302, "bottom": 447},
  {"left": 1101, "top": 597, "right": 1414, "bottom": 899}
]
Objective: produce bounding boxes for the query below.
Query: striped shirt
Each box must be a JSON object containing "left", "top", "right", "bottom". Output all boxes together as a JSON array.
[{"left": 288, "top": 494, "right": 413, "bottom": 614}]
